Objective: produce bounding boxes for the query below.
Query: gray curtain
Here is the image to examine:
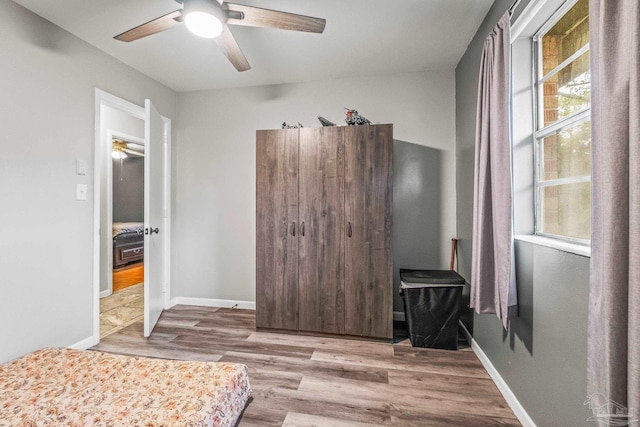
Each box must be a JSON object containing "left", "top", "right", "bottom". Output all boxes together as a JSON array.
[
  {"left": 471, "top": 12, "right": 517, "bottom": 329},
  {"left": 587, "top": 0, "right": 639, "bottom": 423}
]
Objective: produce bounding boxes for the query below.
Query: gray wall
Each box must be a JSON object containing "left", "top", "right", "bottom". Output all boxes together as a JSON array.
[
  {"left": 0, "top": 0, "right": 175, "bottom": 363},
  {"left": 455, "top": 1, "right": 592, "bottom": 425},
  {"left": 174, "top": 71, "right": 456, "bottom": 304},
  {"left": 393, "top": 141, "right": 444, "bottom": 312},
  {"left": 113, "top": 157, "right": 144, "bottom": 222}
]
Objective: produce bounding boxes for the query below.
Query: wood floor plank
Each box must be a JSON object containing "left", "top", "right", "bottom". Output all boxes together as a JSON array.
[
  {"left": 297, "top": 375, "right": 515, "bottom": 419},
  {"left": 244, "top": 369, "right": 302, "bottom": 392},
  {"left": 90, "top": 305, "right": 520, "bottom": 426},
  {"left": 246, "top": 331, "right": 395, "bottom": 357},
  {"left": 388, "top": 403, "right": 522, "bottom": 427},
  {"left": 112, "top": 262, "right": 143, "bottom": 292},
  {"left": 283, "top": 412, "right": 388, "bottom": 427},
  {"left": 169, "top": 335, "right": 316, "bottom": 360},
  {"left": 220, "top": 351, "right": 389, "bottom": 384},
  {"left": 387, "top": 368, "right": 502, "bottom": 396},
  {"left": 311, "top": 349, "right": 491, "bottom": 379},
  {"left": 393, "top": 343, "right": 479, "bottom": 361},
  {"left": 250, "top": 388, "right": 392, "bottom": 425},
  {"left": 93, "top": 340, "right": 224, "bottom": 362}
]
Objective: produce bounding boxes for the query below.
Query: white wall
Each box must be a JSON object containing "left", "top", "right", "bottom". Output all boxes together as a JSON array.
[
  {"left": 174, "top": 71, "right": 456, "bottom": 304},
  {"left": 0, "top": 0, "right": 175, "bottom": 363}
]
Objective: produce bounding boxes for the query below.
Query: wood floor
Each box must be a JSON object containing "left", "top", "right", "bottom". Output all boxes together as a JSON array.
[
  {"left": 92, "top": 306, "right": 520, "bottom": 427},
  {"left": 112, "top": 262, "right": 144, "bottom": 292}
]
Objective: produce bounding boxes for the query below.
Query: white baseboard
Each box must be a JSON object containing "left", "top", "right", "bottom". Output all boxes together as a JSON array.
[
  {"left": 393, "top": 311, "right": 405, "bottom": 321},
  {"left": 100, "top": 290, "right": 112, "bottom": 298},
  {"left": 68, "top": 335, "right": 98, "bottom": 350},
  {"left": 169, "top": 297, "right": 256, "bottom": 310},
  {"left": 459, "top": 322, "right": 536, "bottom": 427}
]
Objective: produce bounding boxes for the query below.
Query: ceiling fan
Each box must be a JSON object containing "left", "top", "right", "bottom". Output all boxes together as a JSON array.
[
  {"left": 114, "top": 0, "right": 326, "bottom": 72},
  {"left": 112, "top": 140, "right": 144, "bottom": 159}
]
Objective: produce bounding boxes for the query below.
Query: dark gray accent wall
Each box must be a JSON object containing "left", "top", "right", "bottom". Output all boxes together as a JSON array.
[
  {"left": 113, "top": 157, "right": 144, "bottom": 222},
  {"left": 392, "top": 141, "right": 442, "bottom": 313},
  {"left": 455, "top": 1, "right": 592, "bottom": 425},
  {"left": 456, "top": 0, "right": 516, "bottom": 285}
]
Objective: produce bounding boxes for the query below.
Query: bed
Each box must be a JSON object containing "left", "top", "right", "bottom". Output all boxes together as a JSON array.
[
  {"left": 0, "top": 348, "right": 252, "bottom": 426},
  {"left": 113, "top": 222, "right": 144, "bottom": 268}
]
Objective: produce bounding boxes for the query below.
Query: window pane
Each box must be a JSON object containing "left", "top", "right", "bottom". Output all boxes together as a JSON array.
[
  {"left": 542, "top": 121, "right": 591, "bottom": 180},
  {"left": 541, "top": 0, "right": 589, "bottom": 69},
  {"left": 542, "top": 52, "right": 590, "bottom": 126},
  {"left": 542, "top": 182, "right": 591, "bottom": 240}
]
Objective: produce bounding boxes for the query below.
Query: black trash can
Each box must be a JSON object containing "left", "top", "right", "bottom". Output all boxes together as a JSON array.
[{"left": 399, "top": 269, "right": 465, "bottom": 350}]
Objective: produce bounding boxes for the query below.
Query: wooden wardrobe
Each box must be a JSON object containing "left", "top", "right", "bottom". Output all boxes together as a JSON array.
[{"left": 256, "top": 124, "right": 393, "bottom": 339}]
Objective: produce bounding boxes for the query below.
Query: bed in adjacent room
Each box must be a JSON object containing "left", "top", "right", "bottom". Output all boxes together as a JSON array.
[
  {"left": 0, "top": 348, "right": 252, "bottom": 426},
  {"left": 113, "top": 221, "right": 145, "bottom": 267}
]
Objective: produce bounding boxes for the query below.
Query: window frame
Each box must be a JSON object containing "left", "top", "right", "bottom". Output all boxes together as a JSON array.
[{"left": 531, "top": 0, "right": 591, "bottom": 245}]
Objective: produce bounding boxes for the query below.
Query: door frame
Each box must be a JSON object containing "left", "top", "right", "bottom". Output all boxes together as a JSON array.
[{"left": 92, "top": 88, "right": 172, "bottom": 345}]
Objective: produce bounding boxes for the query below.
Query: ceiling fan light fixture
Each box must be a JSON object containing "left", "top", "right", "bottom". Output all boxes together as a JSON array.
[
  {"left": 184, "top": 0, "right": 224, "bottom": 39},
  {"left": 112, "top": 149, "right": 128, "bottom": 160},
  {"left": 185, "top": 12, "right": 223, "bottom": 38},
  {"left": 112, "top": 140, "right": 129, "bottom": 159}
]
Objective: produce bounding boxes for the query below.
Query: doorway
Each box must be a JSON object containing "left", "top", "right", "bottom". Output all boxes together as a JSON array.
[
  {"left": 92, "top": 89, "right": 171, "bottom": 345},
  {"left": 101, "top": 134, "right": 145, "bottom": 338}
]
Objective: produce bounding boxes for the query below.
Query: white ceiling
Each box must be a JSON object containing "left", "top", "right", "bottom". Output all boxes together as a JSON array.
[{"left": 13, "top": 0, "right": 494, "bottom": 92}]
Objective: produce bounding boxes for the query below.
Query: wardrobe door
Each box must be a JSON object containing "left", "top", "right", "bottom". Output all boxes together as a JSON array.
[
  {"left": 298, "top": 127, "right": 345, "bottom": 334},
  {"left": 344, "top": 124, "right": 393, "bottom": 339},
  {"left": 256, "top": 129, "right": 299, "bottom": 330}
]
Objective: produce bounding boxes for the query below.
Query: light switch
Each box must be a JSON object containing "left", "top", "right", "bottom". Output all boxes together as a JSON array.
[
  {"left": 76, "top": 184, "right": 87, "bottom": 201},
  {"left": 76, "top": 159, "right": 86, "bottom": 175}
]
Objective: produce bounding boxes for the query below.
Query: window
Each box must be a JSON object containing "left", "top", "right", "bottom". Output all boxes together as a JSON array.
[{"left": 533, "top": 0, "right": 591, "bottom": 243}]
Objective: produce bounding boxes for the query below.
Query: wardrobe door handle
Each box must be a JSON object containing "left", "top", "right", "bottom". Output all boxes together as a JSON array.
[
  {"left": 300, "top": 221, "right": 305, "bottom": 237},
  {"left": 291, "top": 221, "right": 296, "bottom": 237},
  {"left": 347, "top": 222, "right": 352, "bottom": 238}
]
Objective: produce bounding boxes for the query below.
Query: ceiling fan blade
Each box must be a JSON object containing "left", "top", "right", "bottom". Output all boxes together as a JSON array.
[
  {"left": 225, "top": 3, "right": 326, "bottom": 33},
  {"left": 123, "top": 148, "right": 145, "bottom": 157},
  {"left": 125, "top": 141, "right": 145, "bottom": 149},
  {"left": 215, "top": 24, "right": 251, "bottom": 72},
  {"left": 114, "top": 9, "right": 184, "bottom": 42}
]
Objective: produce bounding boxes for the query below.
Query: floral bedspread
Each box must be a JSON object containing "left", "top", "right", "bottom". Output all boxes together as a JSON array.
[{"left": 0, "top": 348, "right": 252, "bottom": 426}]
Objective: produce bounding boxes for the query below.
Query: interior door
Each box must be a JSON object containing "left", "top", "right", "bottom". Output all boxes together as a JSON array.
[
  {"left": 256, "top": 129, "right": 299, "bottom": 330},
  {"left": 143, "top": 99, "right": 166, "bottom": 337},
  {"left": 298, "top": 127, "right": 345, "bottom": 334},
  {"left": 344, "top": 125, "right": 393, "bottom": 339}
]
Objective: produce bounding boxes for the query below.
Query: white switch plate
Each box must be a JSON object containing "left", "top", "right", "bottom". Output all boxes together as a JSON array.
[
  {"left": 76, "top": 184, "right": 87, "bottom": 201},
  {"left": 76, "top": 159, "right": 86, "bottom": 175}
]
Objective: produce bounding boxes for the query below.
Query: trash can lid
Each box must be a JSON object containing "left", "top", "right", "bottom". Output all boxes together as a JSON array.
[{"left": 400, "top": 269, "right": 466, "bottom": 287}]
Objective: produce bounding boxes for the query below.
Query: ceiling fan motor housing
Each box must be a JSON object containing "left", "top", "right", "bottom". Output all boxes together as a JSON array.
[{"left": 184, "top": 0, "right": 226, "bottom": 23}]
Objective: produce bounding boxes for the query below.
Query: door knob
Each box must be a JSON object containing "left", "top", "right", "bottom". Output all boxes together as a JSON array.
[
  {"left": 300, "top": 221, "right": 305, "bottom": 237},
  {"left": 145, "top": 227, "right": 159, "bottom": 235},
  {"left": 291, "top": 221, "right": 296, "bottom": 236}
]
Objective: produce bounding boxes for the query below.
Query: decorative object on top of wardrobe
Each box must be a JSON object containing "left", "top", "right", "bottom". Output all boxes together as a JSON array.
[
  {"left": 317, "top": 116, "right": 336, "bottom": 127},
  {"left": 113, "top": 0, "right": 326, "bottom": 72},
  {"left": 344, "top": 108, "right": 371, "bottom": 125},
  {"left": 282, "top": 122, "right": 303, "bottom": 129}
]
